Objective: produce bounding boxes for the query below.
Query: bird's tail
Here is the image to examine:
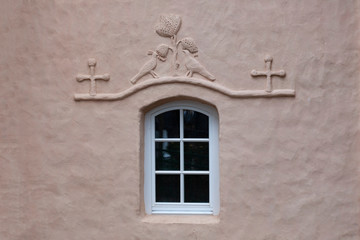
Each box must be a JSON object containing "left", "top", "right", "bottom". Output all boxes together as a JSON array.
[
  {"left": 202, "top": 70, "right": 216, "bottom": 81},
  {"left": 130, "top": 73, "right": 141, "bottom": 84}
]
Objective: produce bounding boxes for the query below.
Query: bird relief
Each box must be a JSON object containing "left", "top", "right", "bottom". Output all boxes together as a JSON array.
[{"left": 130, "top": 14, "right": 215, "bottom": 85}]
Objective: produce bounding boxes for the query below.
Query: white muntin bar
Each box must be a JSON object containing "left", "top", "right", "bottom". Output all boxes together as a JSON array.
[
  {"left": 154, "top": 138, "right": 209, "bottom": 142},
  {"left": 155, "top": 171, "right": 210, "bottom": 174},
  {"left": 180, "top": 109, "right": 184, "bottom": 203}
]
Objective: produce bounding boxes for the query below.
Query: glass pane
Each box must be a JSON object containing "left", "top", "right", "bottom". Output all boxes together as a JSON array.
[
  {"left": 156, "top": 175, "right": 180, "bottom": 202},
  {"left": 155, "top": 110, "right": 180, "bottom": 138},
  {"left": 184, "top": 110, "right": 209, "bottom": 138},
  {"left": 184, "top": 142, "right": 209, "bottom": 170},
  {"left": 184, "top": 175, "right": 209, "bottom": 203},
  {"left": 156, "top": 142, "right": 180, "bottom": 170}
]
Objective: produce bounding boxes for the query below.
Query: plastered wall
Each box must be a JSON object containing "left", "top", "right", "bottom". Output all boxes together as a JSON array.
[{"left": 0, "top": 1, "right": 359, "bottom": 240}]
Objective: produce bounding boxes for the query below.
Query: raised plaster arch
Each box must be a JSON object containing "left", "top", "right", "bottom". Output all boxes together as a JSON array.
[
  {"left": 74, "top": 76, "right": 295, "bottom": 101},
  {"left": 140, "top": 95, "right": 219, "bottom": 116}
]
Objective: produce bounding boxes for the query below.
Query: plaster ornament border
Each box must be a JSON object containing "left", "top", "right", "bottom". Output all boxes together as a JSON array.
[{"left": 73, "top": 14, "right": 295, "bottom": 101}]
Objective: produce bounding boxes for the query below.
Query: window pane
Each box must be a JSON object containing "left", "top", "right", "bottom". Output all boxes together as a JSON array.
[
  {"left": 155, "top": 110, "right": 180, "bottom": 138},
  {"left": 156, "top": 142, "right": 180, "bottom": 170},
  {"left": 184, "top": 175, "right": 209, "bottom": 203},
  {"left": 184, "top": 110, "right": 209, "bottom": 138},
  {"left": 156, "top": 175, "right": 180, "bottom": 202},
  {"left": 184, "top": 142, "right": 209, "bottom": 170}
]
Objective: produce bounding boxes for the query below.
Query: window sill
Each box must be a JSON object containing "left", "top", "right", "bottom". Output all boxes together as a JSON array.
[{"left": 141, "top": 215, "right": 220, "bottom": 224}]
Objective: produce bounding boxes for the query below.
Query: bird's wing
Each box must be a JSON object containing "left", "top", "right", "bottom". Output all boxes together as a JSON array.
[
  {"left": 139, "top": 59, "right": 156, "bottom": 73},
  {"left": 186, "top": 58, "right": 202, "bottom": 70}
]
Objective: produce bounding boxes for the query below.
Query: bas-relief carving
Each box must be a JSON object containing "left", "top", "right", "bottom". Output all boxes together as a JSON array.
[
  {"left": 130, "top": 45, "right": 171, "bottom": 84},
  {"left": 183, "top": 50, "right": 215, "bottom": 80},
  {"left": 76, "top": 58, "right": 110, "bottom": 96},
  {"left": 74, "top": 14, "right": 295, "bottom": 101},
  {"left": 131, "top": 14, "right": 215, "bottom": 82},
  {"left": 251, "top": 55, "right": 286, "bottom": 93}
]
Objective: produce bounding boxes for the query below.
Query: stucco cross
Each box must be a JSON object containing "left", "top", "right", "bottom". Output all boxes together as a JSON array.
[
  {"left": 76, "top": 58, "right": 110, "bottom": 96},
  {"left": 251, "top": 55, "right": 286, "bottom": 93}
]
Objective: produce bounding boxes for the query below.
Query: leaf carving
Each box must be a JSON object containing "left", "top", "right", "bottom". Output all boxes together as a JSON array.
[
  {"left": 155, "top": 14, "right": 182, "bottom": 38},
  {"left": 155, "top": 44, "right": 172, "bottom": 58},
  {"left": 179, "top": 37, "right": 198, "bottom": 53}
]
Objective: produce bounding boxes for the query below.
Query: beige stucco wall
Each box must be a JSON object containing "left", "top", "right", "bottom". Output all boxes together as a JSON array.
[{"left": 1, "top": 0, "right": 359, "bottom": 239}]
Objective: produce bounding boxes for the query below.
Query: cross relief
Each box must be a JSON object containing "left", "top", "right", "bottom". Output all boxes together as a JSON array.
[
  {"left": 74, "top": 14, "right": 295, "bottom": 101},
  {"left": 76, "top": 58, "right": 110, "bottom": 96},
  {"left": 251, "top": 55, "right": 286, "bottom": 93}
]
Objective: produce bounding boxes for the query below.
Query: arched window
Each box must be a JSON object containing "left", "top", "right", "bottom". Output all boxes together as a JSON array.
[{"left": 144, "top": 101, "right": 219, "bottom": 215}]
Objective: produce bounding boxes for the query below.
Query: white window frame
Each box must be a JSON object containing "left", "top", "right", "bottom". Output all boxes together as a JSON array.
[{"left": 144, "top": 100, "right": 219, "bottom": 215}]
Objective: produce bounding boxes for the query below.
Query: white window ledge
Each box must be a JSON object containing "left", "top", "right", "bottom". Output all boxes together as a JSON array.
[{"left": 141, "top": 215, "right": 220, "bottom": 224}]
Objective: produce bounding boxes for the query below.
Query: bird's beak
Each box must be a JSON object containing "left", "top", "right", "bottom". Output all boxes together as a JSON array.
[{"left": 158, "top": 56, "right": 166, "bottom": 62}]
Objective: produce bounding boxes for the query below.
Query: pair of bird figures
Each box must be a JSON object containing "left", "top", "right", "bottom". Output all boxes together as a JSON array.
[{"left": 130, "top": 44, "right": 216, "bottom": 84}]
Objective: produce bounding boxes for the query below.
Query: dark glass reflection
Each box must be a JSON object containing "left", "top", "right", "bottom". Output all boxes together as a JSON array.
[
  {"left": 184, "top": 110, "right": 209, "bottom": 138},
  {"left": 184, "top": 142, "right": 209, "bottom": 170},
  {"left": 155, "top": 110, "right": 180, "bottom": 138},
  {"left": 156, "top": 142, "right": 180, "bottom": 170},
  {"left": 184, "top": 175, "right": 209, "bottom": 203},
  {"left": 156, "top": 175, "right": 180, "bottom": 202}
]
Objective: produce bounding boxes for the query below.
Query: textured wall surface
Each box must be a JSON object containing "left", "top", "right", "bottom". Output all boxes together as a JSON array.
[{"left": 0, "top": 1, "right": 359, "bottom": 239}]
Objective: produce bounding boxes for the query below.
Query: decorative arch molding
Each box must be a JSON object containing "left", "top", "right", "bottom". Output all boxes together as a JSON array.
[{"left": 74, "top": 76, "right": 295, "bottom": 101}]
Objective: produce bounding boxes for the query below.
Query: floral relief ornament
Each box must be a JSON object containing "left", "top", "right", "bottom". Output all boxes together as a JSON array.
[{"left": 130, "top": 14, "right": 216, "bottom": 84}]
